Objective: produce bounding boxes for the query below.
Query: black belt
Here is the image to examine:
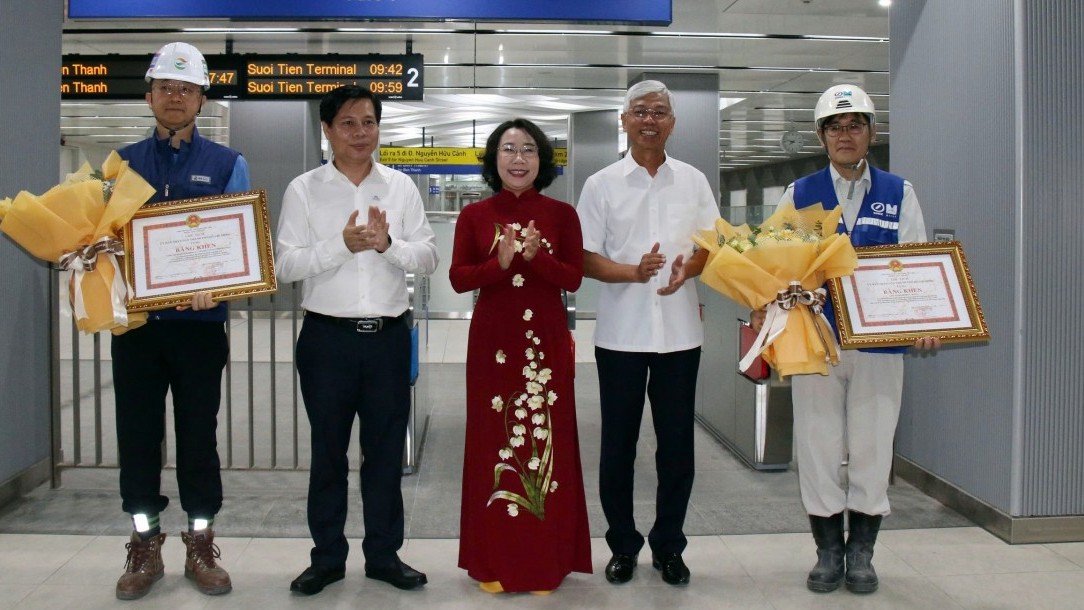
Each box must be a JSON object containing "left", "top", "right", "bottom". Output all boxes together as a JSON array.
[{"left": 305, "top": 310, "right": 405, "bottom": 333}]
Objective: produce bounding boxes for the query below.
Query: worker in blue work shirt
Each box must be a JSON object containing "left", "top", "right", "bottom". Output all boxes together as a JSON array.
[
  {"left": 112, "top": 41, "right": 250, "bottom": 601},
  {"left": 755, "top": 83, "right": 940, "bottom": 595}
]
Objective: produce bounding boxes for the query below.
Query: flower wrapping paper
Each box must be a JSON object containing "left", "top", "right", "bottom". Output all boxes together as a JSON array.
[
  {"left": 692, "top": 202, "right": 858, "bottom": 377},
  {"left": 0, "top": 151, "right": 154, "bottom": 334}
]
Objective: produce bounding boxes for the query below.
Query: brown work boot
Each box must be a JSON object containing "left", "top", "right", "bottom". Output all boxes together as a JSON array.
[
  {"left": 181, "top": 529, "right": 232, "bottom": 595},
  {"left": 116, "top": 531, "right": 166, "bottom": 600}
]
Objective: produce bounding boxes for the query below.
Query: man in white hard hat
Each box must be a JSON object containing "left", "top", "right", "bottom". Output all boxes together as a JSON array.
[
  {"left": 755, "top": 84, "right": 940, "bottom": 595},
  {"left": 111, "top": 41, "right": 250, "bottom": 601}
]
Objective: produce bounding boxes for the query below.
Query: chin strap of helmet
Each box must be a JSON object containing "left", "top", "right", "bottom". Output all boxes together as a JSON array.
[
  {"left": 160, "top": 108, "right": 200, "bottom": 150},
  {"left": 165, "top": 126, "right": 183, "bottom": 149},
  {"left": 157, "top": 108, "right": 200, "bottom": 197},
  {"left": 845, "top": 157, "right": 866, "bottom": 200}
]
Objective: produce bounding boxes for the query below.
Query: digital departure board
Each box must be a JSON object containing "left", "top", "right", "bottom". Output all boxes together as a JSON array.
[
  {"left": 61, "top": 54, "right": 424, "bottom": 101},
  {"left": 242, "top": 56, "right": 422, "bottom": 99}
]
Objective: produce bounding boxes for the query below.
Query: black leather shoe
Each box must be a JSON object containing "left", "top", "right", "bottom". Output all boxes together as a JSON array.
[
  {"left": 290, "top": 566, "right": 345, "bottom": 595},
  {"left": 604, "top": 553, "right": 637, "bottom": 584},
  {"left": 365, "top": 559, "right": 427, "bottom": 590},
  {"left": 652, "top": 553, "right": 690, "bottom": 586}
]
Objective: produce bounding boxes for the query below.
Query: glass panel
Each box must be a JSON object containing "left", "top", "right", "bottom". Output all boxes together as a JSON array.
[
  {"left": 429, "top": 174, "right": 491, "bottom": 213},
  {"left": 425, "top": 218, "right": 476, "bottom": 316},
  {"left": 722, "top": 205, "right": 775, "bottom": 227}
]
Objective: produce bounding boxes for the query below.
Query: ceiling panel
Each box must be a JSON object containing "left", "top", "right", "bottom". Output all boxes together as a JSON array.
[{"left": 60, "top": 0, "right": 892, "bottom": 171}]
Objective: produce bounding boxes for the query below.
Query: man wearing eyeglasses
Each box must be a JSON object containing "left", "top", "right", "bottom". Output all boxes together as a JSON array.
[
  {"left": 276, "top": 85, "right": 438, "bottom": 596},
  {"left": 111, "top": 42, "right": 250, "bottom": 601},
  {"left": 577, "top": 80, "right": 721, "bottom": 587},
  {"left": 763, "top": 83, "right": 939, "bottom": 595}
]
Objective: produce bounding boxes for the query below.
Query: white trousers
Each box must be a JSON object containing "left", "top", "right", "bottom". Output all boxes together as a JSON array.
[{"left": 791, "top": 348, "right": 904, "bottom": 517}]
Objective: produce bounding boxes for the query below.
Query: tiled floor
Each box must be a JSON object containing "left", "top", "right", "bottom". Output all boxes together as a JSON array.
[
  {"left": 8, "top": 319, "right": 1084, "bottom": 608},
  {"left": 2, "top": 528, "right": 1083, "bottom": 609}
]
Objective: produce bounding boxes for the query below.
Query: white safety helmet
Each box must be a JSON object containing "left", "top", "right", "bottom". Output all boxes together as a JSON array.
[
  {"left": 145, "top": 42, "right": 210, "bottom": 90},
  {"left": 814, "top": 84, "right": 875, "bottom": 128}
]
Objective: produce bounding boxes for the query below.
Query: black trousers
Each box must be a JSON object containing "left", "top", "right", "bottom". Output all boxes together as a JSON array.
[
  {"left": 111, "top": 320, "right": 228, "bottom": 517},
  {"left": 296, "top": 314, "right": 411, "bottom": 570},
  {"left": 595, "top": 346, "right": 700, "bottom": 556}
]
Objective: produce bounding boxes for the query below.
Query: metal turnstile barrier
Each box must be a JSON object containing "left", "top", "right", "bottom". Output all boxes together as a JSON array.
[{"left": 694, "top": 286, "right": 794, "bottom": 471}]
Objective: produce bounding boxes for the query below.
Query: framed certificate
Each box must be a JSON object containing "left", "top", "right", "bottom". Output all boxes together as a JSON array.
[
  {"left": 122, "top": 190, "right": 277, "bottom": 312},
  {"left": 827, "top": 241, "right": 989, "bottom": 348}
]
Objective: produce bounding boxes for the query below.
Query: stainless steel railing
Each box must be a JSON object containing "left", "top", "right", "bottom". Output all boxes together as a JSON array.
[
  {"left": 53, "top": 274, "right": 426, "bottom": 482},
  {"left": 52, "top": 207, "right": 584, "bottom": 482}
]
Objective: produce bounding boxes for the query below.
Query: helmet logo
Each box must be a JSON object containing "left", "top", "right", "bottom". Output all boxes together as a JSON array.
[
  {"left": 816, "top": 85, "right": 873, "bottom": 123},
  {"left": 174, "top": 57, "right": 188, "bottom": 71}
]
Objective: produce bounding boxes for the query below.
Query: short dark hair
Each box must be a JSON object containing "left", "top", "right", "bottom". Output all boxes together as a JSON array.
[
  {"left": 479, "top": 119, "right": 557, "bottom": 192},
  {"left": 319, "top": 85, "right": 382, "bottom": 125}
]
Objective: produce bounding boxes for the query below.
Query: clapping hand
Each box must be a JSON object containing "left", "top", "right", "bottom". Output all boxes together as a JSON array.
[
  {"left": 636, "top": 242, "right": 667, "bottom": 283},
  {"left": 522, "top": 220, "right": 540, "bottom": 262},
  {"left": 342, "top": 206, "right": 390, "bottom": 253},
  {"left": 657, "top": 253, "right": 687, "bottom": 295},
  {"left": 497, "top": 224, "right": 516, "bottom": 270},
  {"left": 365, "top": 206, "right": 390, "bottom": 253}
]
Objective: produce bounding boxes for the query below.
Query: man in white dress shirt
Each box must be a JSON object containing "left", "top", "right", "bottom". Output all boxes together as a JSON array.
[
  {"left": 276, "top": 85, "right": 438, "bottom": 596},
  {"left": 577, "top": 80, "right": 721, "bottom": 587}
]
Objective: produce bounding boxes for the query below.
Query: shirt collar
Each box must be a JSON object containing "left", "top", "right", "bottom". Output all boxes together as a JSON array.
[
  {"left": 153, "top": 125, "right": 199, "bottom": 153},
  {"left": 620, "top": 149, "right": 671, "bottom": 177},
  {"left": 494, "top": 186, "right": 538, "bottom": 201},
  {"left": 828, "top": 161, "right": 871, "bottom": 191},
  {"left": 319, "top": 159, "right": 389, "bottom": 185}
]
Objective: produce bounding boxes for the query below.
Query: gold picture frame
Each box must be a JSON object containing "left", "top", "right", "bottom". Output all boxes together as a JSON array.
[
  {"left": 122, "top": 190, "right": 277, "bottom": 312},
  {"left": 827, "top": 241, "right": 989, "bottom": 349}
]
